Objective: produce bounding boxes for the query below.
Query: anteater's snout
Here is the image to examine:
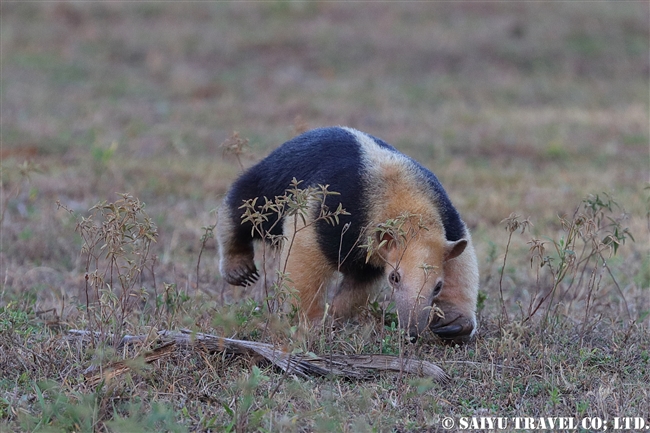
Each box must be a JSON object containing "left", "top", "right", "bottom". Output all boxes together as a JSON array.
[
  {"left": 430, "top": 316, "right": 474, "bottom": 343},
  {"left": 408, "top": 312, "right": 475, "bottom": 343}
]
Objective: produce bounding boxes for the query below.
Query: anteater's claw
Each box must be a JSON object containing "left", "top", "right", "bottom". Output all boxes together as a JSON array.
[
  {"left": 225, "top": 265, "right": 259, "bottom": 287},
  {"left": 242, "top": 270, "right": 260, "bottom": 286}
]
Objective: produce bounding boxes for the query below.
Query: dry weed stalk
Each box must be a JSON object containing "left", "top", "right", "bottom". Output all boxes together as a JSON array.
[
  {"left": 58, "top": 194, "right": 158, "bottom": 348},
  {"left": 196, "top": 222, "right": 216, "bottom": 291},
  {"left": 219, "top": 131, "right": 250, "bottom": 172},
  {"left": 501, "top": 194, "right": 634, "bottom": 340},
  {"left": 499, "top": 213, "right": 533, "bottom": 323}
]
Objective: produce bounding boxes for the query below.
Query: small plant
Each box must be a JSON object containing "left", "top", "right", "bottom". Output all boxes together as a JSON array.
[
  {"left": 498, "top": 193, "right": 635, "bottom": 338},
  {"left": 220, "top": 131, "right": 250, "bottom": 172},
  {"left": 14, "top": 380, "right": 154, "bottom": 433},
  {"left": 367, "top": 299, "right": 399, "bottom": 328},
  {"left": 219, "top": 366, "right": 271, "bottom": 433},
  {"left": 106, "top": 400, "right": 187, "bottom": 433},
  {"left": 0, "top": 301, "right": 38, "bottom": 336},
  {"left": 58, "top": 193, "right": 158, "bottom": 348},
  {"left": 378, "top": 321, "right": 403, "bottom": 355},
  {"left": 499, "top": 213, "right": 533, "bottom": 324},
  {"left": 529, "top": 194, "right": 634, "bottom": 326},
  {"left": 157, "top": 282, "right": 191, "bottom": 327},
  {"left": 90, "top": 140, "right": 118, "bottom": 190},
  {"left": 547, "top": 386, "right": 561, "bottom": 409},
  {"left": 196, "top": 222, "right": 216, "bottom": 291}
]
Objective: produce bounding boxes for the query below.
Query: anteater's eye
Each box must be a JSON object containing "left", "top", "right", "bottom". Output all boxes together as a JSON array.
[
  {"left": 432, "top": 281, "right": 443, "bottom": 297},
  {"left": 388, "top": 270, "right": 401, "bottom": 286}
]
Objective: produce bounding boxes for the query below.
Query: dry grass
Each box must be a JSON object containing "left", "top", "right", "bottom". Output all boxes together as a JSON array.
[{"left": 1, "top": 2, "right": 648, "bottom": 432}]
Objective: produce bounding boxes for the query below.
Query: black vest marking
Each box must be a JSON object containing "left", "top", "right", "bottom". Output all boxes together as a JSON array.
[{"left": 226, "top": 127, "right": 383, "bottom": 282}]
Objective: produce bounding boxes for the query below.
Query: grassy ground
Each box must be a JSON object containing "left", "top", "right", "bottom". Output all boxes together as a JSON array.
[{"left": 1, "top": 2, "right": 649, "bottom": 432}]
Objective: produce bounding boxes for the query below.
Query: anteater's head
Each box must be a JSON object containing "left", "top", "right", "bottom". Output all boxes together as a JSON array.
[{"left": 378, "top": 224, "right": 478, "bottom": 344}]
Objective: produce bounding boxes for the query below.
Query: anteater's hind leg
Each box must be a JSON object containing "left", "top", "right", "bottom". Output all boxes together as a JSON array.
[
  {"left": 217, "top": 202, "right": 259, "bottom": 286},
  {"left": 280, "top": 216, "right": 335, "bottom": 323}
]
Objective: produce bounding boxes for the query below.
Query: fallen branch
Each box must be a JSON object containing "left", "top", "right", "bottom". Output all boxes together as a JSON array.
[{"left": 69, "top": 329, "right": 449, "bottom": 386}]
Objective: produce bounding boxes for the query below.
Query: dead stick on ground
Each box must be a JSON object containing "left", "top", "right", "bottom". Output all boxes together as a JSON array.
[{"left": 68, "top": 329, "right": 449, "bottom": 386}]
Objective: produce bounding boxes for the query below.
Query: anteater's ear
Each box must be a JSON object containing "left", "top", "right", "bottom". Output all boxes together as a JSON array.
[
  {"left": 445, "top": 239, "right": 467, "bottom": 260},
  {"left": 366, "top": 230, "right": 399, "bottom": 264}
]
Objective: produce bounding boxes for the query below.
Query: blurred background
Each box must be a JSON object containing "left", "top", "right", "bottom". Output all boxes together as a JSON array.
[{"left": 1, "top": 2, "right": 648, "bottom": 317}]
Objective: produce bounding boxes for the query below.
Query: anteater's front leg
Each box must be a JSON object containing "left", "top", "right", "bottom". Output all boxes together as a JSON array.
[{"left": 217, "top": 202, "right": 259, "bottom": 287}]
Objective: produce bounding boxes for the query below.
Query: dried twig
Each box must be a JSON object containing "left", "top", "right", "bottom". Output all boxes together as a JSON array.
[{"left": 83, "top": 341, "right": 176, "bottom": 387}]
